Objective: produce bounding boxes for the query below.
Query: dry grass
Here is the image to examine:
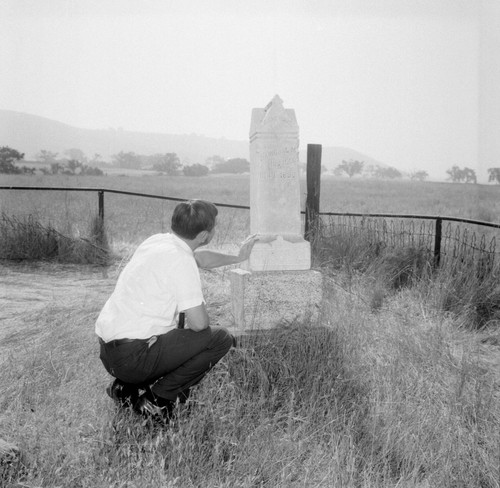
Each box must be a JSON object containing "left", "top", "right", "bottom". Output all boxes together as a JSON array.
[
  {"left": 1, "top": 174, "right": 499, "bottom": 486},
  {"left": 0, "top": 213, "right": 111, "bottom": 264},
  {"left": 0, "top": 260, "right": 499, "bottom": 487}
]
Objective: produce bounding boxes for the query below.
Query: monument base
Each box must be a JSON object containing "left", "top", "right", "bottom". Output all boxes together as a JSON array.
[
  {"left": 244, "top": 235, "right": 311, "bottom": 272},
  {"left": 228, "top": 268, "right": 323, "bottom": 331}
]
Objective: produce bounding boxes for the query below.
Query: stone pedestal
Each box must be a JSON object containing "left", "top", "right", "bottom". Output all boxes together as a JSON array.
[{"left": 229, "top": 269, "right": 323, "bottom": 330}]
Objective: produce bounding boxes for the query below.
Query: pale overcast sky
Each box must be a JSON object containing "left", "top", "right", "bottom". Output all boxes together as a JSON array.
[{"left": 2, "top": 0, "right": 499, "bottom": 179}]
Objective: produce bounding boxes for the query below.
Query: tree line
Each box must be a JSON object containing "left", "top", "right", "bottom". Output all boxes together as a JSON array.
[
  {"left": 108, "top": 151, "right": 249, "bottom": 175},
  {"left": 332, "top": 159, "right": 428, "bottom": 180},
  {"left": 3, "top": 146, "right": 500, "bottom": 183},
  {"left": 0, "top": 146, "right": 251, "bottom": 176},
  {"left": 333, "top": 159, "right": 500, "bottom": 184}
]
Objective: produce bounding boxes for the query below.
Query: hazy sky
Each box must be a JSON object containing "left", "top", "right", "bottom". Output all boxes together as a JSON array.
[{"left": 2, "top": 0, "right": 497, "bottom": 179}]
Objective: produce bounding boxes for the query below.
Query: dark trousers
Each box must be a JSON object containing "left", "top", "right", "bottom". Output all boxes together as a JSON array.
[{"left": 99, "top": 326, "right": 233, "bottom": 402}]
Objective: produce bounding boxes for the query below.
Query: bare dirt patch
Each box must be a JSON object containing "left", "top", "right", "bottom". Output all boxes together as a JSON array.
[{"left": 0, "top": 262, "right": 116, "bottom": 351}]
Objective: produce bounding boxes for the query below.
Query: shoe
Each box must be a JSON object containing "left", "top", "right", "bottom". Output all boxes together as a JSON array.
[
  {"left": 133, "top": 392, "right": 175, "bottom": 422},
  {"left": 106, "top": 379, "right": 140, "bottom": 408}
]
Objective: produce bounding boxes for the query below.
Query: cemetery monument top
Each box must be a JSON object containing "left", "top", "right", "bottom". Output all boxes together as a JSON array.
[{"left": 246, "top": 95, "right": 311, "bottom": 271}]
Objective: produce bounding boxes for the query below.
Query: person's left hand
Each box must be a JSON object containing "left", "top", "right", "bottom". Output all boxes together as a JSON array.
[{"left": 238, "top": 234, "right": 258, "bottom": 262}]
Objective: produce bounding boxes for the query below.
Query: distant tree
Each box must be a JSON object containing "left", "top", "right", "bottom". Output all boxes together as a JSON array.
[
  {"left": 336, "top": 159, "right": 364, "bottom": 178},
  {"left": 65, "top": 159, "right": 83, "bottom": 174},
  {"left": 446, "top": 166, "right": 476, "bottom": 184},
  {"left": 205, "top": 155, "right": 226, "bottom": 170},
  {"left": 0, "top": 146, "right": 25, "bottom": 174},
  {"left": 446, "top": 165, "right": 465, "bottom": 183},
  {"left": 488, "top": 167, "right": 500, "bottom": 184},
  {"left": 64, "top": 148, "right": 87, "bottom": 162},
  {"left": 373, "top": 166, "right": 402, "bottom": 179},
  {"left": 80, "top": 165, "right": 104, "bottom": 176},
  {"left": 36, "top": 150, "right": 59, "bottom": 164},
  {"left": 212, "top": 158, "right": 250, "bottom": 174},
  {"left": 111, "top": 151, "right": 142, "bottom": 169},
  {"left": 50, "top": 162, "right": 63, "bottom": 175},
  {"left": 89, "top": 153, "right": 106, "bottom": 166},
  {"left": 149, "top": 153, "right": 181, "bottom": 175},
  {"left": 410, "top": 170, "right": 428, "bottom": 182},
  {"left": 463, "top": 167, "right": 477, "bottom": 183},
  {"left": 44, "top": 159, "right": 104, "bottom": 176},
  {"left": 183, "top": 164, "right": 209, "bottom": 177},
  {"left": 332, "top": 166, "right": 344, "bottom": 177}
]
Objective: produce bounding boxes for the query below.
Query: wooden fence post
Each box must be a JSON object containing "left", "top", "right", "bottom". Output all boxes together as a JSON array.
[
  {"left": 305, "top": 144, "right": 322, "bottom": 241},
  {"left": 98, "top": 190, "right": 104, "bottom": 221},
  {"left": 433, "top": 217, "right": 442, "bottom": 268}
]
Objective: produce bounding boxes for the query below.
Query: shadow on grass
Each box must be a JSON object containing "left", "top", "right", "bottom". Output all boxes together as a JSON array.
[{"left": 94, "top": 322, "right": 407, "bottom": 486}]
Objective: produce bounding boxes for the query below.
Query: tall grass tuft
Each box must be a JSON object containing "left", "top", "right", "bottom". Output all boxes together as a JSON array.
[
  {"left": 369, "top": 246, "right": 433, "bottom": 291},
  {"left": 0, "top": 212, "right": 111, "bottom": 265},
  {"left": 430, "top": 261, "right": 500, "bottom": 329},
  {"left": 317, "top": 222, "right": 500, "bottom": 329},
  {"left": 0, "top": 213, "right": 59, "bottom": 260},
  {"left": 95, "top": 323, "right": 373, "bottom": 487},
  {"left": 314, "top": 227, "right": 383, "bottom": 274}
]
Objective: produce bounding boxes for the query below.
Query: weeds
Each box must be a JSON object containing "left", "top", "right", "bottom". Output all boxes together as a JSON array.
[
  {"left": 369, "top": 246, "right": 433, "bottom": 291},
  {"left": 320, "top": 223, "right": 500, "bottom": 330},
  {"left": 430, "top": 261, "right": 500, "bottom": 329},
  {"left": 1, "top": 177, "right": 500, "bottom": 486},
  {"left": 314, "top": 227, "right": 382, "bottom": 274},
  {"left": 0, "top": 212, "right": 111, "bottom": 264},
  {"left": 1, "top": 260, "right": 499, "bottom": 486}
]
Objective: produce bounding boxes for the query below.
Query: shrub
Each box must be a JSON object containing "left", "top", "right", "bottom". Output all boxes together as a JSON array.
[{"left": 0, "top": 146, "right": 25, "bottom": 174}]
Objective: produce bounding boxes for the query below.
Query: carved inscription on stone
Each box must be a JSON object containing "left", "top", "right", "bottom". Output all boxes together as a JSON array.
[{"left": 258, "top": 145, "right": 297, "bottom": 180}]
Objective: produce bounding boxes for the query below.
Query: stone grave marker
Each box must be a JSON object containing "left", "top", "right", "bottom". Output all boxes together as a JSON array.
[
  {"left": 246, "top": 94, "right": 311, "bottom": 271},
  {"left": 228, "top": 95, "right": 322, "bottom": 331}
]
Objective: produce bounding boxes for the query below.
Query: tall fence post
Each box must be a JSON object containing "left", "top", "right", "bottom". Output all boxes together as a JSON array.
[
  {"left": 98, "top": 190, "right": 104, "bottom": 221},
  {"left": 305, "top": 144, "right": 322, "bottom": 241},
  {"left": 433, "top": 217, "right": 442, "bottom": 268}
]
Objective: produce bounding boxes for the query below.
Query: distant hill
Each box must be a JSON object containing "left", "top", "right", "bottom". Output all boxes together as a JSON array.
[
  {"left": 0, "top": 110, "right": 386, "bottom": 170},
  {"left": 0, "top": 110, "right": 249, "bottom": 164}
]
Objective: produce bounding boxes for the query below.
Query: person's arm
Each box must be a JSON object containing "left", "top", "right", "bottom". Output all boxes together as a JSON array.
[
  {"left": 184, "top": 303, "right": 210, "bottom": 331},
  {"left": 194, "top": 235, "right": 257, "bottom": 270}
]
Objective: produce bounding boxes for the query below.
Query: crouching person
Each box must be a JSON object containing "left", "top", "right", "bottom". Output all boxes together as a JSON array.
[{"left": 95, "top": 199, "right": 256, "bottom": 422}]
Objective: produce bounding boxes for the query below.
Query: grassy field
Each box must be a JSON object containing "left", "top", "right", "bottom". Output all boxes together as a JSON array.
[
  {"left": 1, "top": 173, "right": 500, "bottom": 487},
  {"left": 1, "top": 173, "right": 499, "bottom": 248}
]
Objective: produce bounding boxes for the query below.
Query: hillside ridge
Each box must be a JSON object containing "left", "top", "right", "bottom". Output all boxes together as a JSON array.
[{"left": 0, "top": 109, "right": 386, "bottom": 170}]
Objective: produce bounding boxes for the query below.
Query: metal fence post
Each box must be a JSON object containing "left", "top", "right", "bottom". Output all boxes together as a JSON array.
[{"left": 433, "top": 217, "right": 442, "bottom": 268}]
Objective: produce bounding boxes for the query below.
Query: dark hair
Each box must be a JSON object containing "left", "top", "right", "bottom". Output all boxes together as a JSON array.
[{"left": 171, "top": 200, "right": 218, "bottom": 239}]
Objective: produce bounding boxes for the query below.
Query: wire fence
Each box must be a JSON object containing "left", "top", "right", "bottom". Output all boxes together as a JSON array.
[
  {"left": 1, "top": 186, "right": 500, "bottom": 273},
  {"left": 318, "top": 212, "right": 500, "bottom": 274}
]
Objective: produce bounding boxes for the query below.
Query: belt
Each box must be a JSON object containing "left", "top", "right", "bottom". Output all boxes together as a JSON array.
[{"left": 99, "top": 336, "right": 157, "bottom": 348}]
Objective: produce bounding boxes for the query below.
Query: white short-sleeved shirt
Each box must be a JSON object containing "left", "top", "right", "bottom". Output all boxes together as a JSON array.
[{"left": 95, "top": 233, "right": 204, "bottom": 342}]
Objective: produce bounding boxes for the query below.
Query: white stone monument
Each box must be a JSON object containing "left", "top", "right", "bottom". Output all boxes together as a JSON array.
[
  {"left": 246, "top": 94, "right": 311, "bottom": 271},
  {"left": 228, "top": 96, "right": 322, "bottom": 331}
]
